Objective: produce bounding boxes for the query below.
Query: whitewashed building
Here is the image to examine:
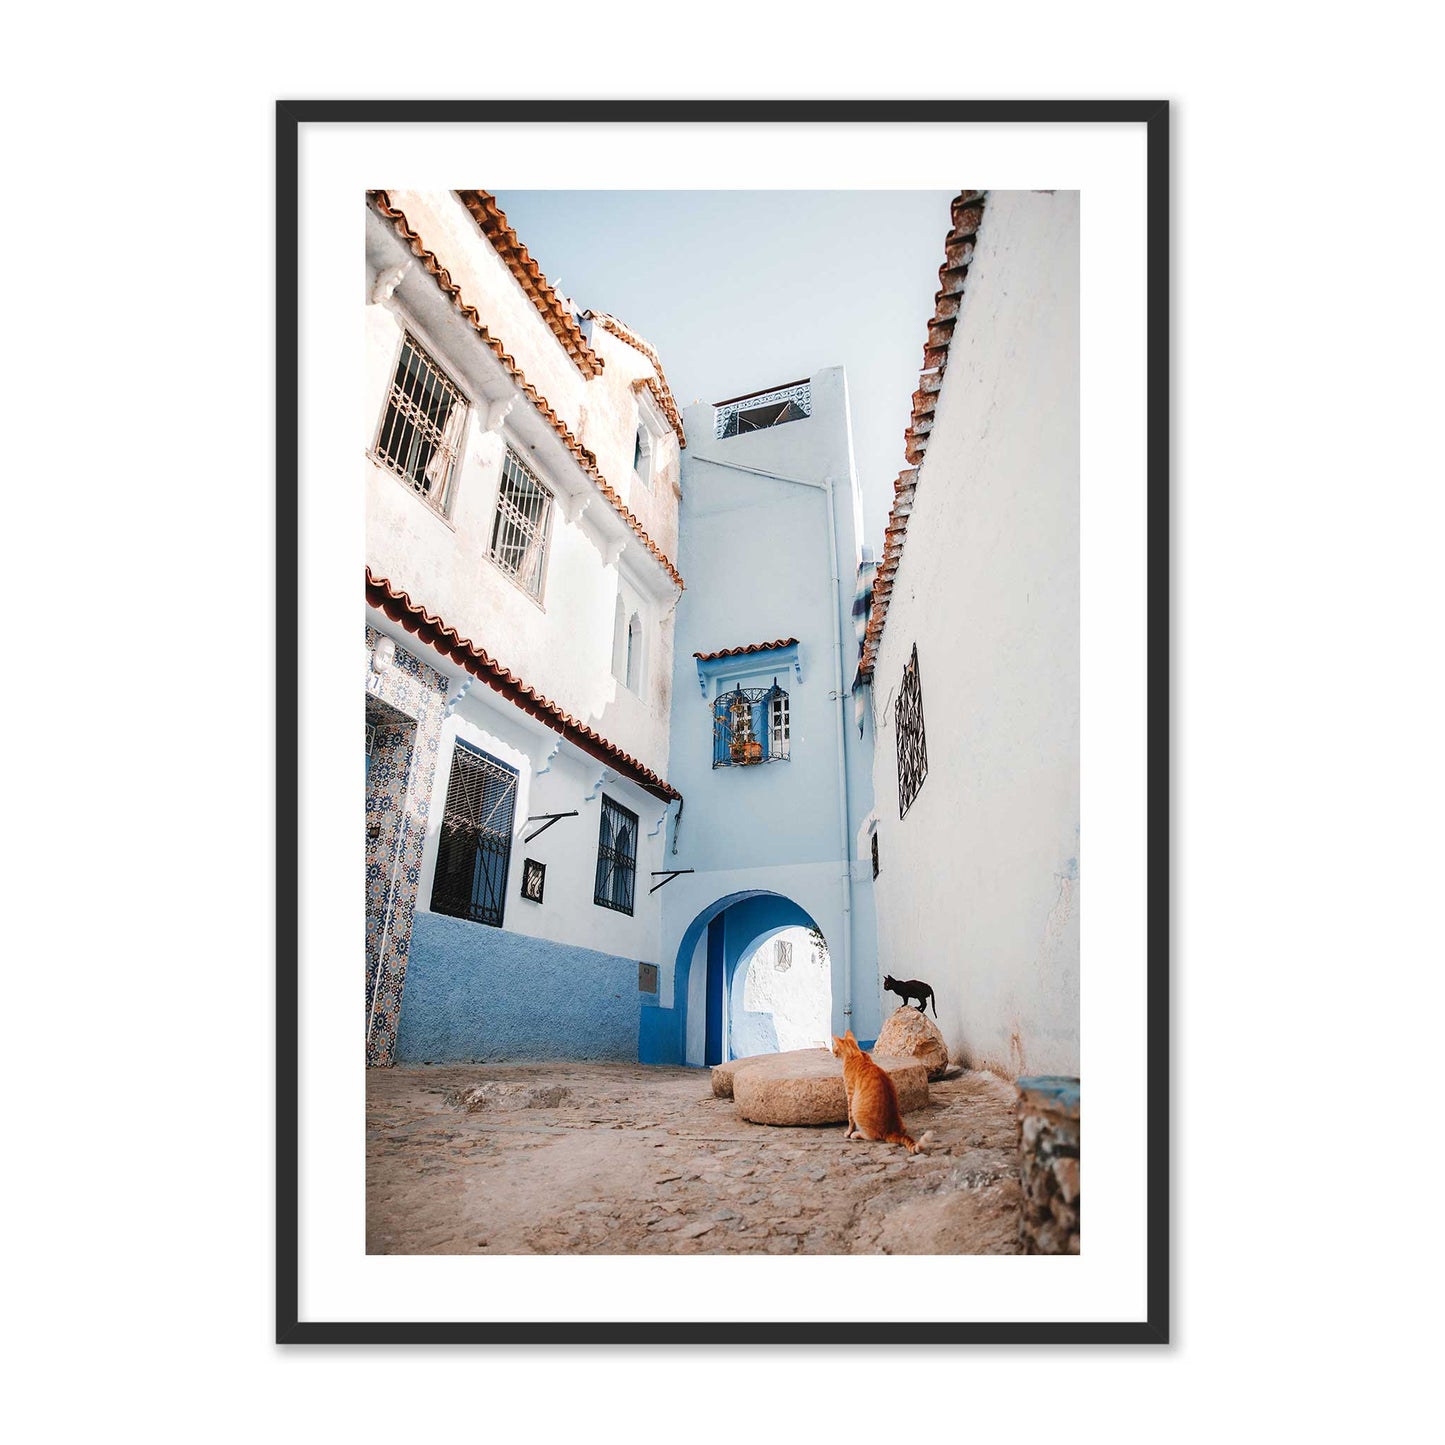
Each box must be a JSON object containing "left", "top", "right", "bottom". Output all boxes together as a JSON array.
[
  {"left": 362, "top": 189, "right": 687, "bottom": 1066},
  {"left": 860, "top": 191, "right": 1081, "bottom": 1078},
  {"left": 641, "top": 368, "right": 880, "bottom": 1067}
]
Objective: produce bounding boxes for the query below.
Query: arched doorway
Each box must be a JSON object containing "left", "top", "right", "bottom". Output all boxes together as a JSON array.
[
  {"left": 731, "top": 925, "right": 832, "bottom": 1056},
  {"left": 651, "top": 890, "right": 831, "bottom": 1067}
]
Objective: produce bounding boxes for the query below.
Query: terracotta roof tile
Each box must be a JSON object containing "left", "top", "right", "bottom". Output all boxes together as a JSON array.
[
  {"left": 367, "top": 569, "right": 681, "bottom": 803},
  {"left": 692, "top": 638, "right": 799, "bottom": 661},
  {"left": 455, "top": 190, "right": 604, "bottom": 379},
  {"left": 369, "top": 191, "right": 684, "bottom": 590},
  {"left": 583, "top": 311, "right": 686, "bottom": 446},
  {"left": 860, "top": 191, "right": 987, "bottom": 677}
]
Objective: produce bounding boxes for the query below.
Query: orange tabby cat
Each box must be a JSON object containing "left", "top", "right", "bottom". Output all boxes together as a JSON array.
[{"left": 831, "top": 1030, "right": 935, "bottom": 1154}]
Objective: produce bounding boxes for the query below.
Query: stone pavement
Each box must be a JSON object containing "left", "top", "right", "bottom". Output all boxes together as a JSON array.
[{"left": 366, "top": 1060, "right": 1023, "bottom": 1255}]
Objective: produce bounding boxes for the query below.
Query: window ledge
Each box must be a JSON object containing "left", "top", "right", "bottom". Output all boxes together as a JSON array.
[
  {"left": 367, "top": 451, "right": 458, "bottom": 532},
  {"left": 484, "top": 552, "right": 548, "bottom": 612}
]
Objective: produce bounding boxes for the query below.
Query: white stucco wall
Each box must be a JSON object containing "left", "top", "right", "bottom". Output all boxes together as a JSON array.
[
  {"left": 382, "top": 646, "right": 672, "bottom": 966},
  {"left": 737, "top": 927, "right": 833, "bottom": 1053},
  {"left": 869, "top": 191, "right": 1080, "bottom": 1078},
  {"left": 363, "top": 190, "right": 682, "bottom": 784},
  {"left": 661, "top": 367, "right": 880, "bottom": 1052}
]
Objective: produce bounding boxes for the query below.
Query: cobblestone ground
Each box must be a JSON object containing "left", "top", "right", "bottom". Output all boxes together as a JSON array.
[{"left": 367, "top": 1061, "right": 1023, "bottom": 1255}]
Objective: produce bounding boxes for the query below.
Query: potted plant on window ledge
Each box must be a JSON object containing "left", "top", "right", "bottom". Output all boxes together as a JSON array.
[{"left": 729, "top": 692, "right": 762, "bottom": 765}]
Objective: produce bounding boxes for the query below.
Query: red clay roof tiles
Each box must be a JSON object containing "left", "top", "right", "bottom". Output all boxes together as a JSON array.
[
  {"left": 583, "top": 311, "right": 687, "bottom": 446},
  {"left": 692, "top": 639, "right": 799, "bottom": 661},
  {"left": 367, "top": 569, "right": 681, "bottom": 803},
  {"left": 455, "top": 190, "right": 605, "bottom": 379},
  {"left": 860, "top": 191, "right": 987, "bottom": 678},
  {"left": 369, "top": 191, "right": 684, "bottom": 591}
]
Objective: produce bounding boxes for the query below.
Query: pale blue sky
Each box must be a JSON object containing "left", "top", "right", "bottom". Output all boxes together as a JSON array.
[{"left": 490, "top": 189, "right": 955, "bottom": 555}]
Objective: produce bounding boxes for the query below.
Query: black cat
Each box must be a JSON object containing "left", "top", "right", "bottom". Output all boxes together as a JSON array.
[{"left": 883, "top": 973, "right": 936, "bottom": 1017}]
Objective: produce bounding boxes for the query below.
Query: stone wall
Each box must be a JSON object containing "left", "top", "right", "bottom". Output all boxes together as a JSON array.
[{"left": 1016, "top": 1075, "right": 1079, "bottom": 1254}]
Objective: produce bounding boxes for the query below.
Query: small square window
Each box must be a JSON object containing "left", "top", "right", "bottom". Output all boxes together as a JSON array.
[{"left": 372, "top": 333, "right": 467, "bottom": 513}]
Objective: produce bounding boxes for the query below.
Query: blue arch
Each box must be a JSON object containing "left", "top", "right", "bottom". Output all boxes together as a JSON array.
[{"left": 639, "top": 890, "right": 823, "bottom": 1066}]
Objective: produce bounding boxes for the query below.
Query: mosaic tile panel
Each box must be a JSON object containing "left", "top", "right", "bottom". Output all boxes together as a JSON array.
[{"left": 365, "top": 625, "right": 449, "bottom": 1066}]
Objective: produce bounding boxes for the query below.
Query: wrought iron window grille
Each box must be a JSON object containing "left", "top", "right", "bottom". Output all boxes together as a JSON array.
[
  {"left": 488, "top": 446, "right": 554, "bottom": 600},
  {"left": 714, "top": 381, "right": 812, "bottom": 439},
  {"left": 430, "top": 742, "right": 518, "bottom": 928},
  {"left": 594, "top": 795, "right": 639, "bottom": 916},
  {"left": 712, "top": 680, "right": 791, "bottom": 768},
  {"left": 372, "top": 332, "right": 467, "bottom": 513},
  {"left": 895, "top": 644, "right": 929, "bottom": 818}
]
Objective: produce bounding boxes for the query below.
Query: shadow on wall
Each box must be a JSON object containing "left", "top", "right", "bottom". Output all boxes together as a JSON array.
[{"left": 733, "top": 925, "right": 832, "bottom": 1056}]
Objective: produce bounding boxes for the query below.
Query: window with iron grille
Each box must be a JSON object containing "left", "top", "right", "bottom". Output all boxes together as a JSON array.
[
  {"left": 774, "top": 940, "right": 792, "bottom": 972},
  {"left": 488, "top": 447, "right": 554, "bottom": 600},
  {"left": 372, "top": 332, "right": 468, "bottom": 513},
  {"left": 714, "top": 381, "right": 812, "bottom": 439},
  {"left": 594, "top": 796, "right": 639, "bottom": 915},
  {"left": 430, "top": 742, "right": 518, "bottom": 927},
  {"left": 896, "top": 643, "right": 929, "bottom": 818},
  {"left": 712, "top": 681, "right": 791, "bottom": 768}
]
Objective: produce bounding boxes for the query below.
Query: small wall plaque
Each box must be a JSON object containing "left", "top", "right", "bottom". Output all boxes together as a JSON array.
[
  {"left": 638, "top": 962, "right": 658, "bottom": 994},
  {"left": 521, "top": 857, "right": 546, "bottom": 903}
]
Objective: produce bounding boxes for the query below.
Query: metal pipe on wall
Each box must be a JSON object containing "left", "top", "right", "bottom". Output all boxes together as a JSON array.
[{"left": 693, "top": 455, "right": 857, "bottom": 1030}]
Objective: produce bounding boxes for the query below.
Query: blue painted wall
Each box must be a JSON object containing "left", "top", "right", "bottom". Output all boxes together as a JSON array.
[
  {"left": 396, "top": 911, "right": 641, "bottom": 1062},
  {"left": 658, "top": 366, "right": 881, "bottom": 1056},
  {"left": 638, "top": 1004, "right": 682, "bottom": 1066},
  {"left": 641, "top": 889, "right": 818, "bottom": 1065}
]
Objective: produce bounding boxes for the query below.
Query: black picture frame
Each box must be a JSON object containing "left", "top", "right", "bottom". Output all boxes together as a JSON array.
[
  {"left": 278, "top": 98, "right": 1169, "bottom": 1345},
  {"left": 521, "top": 857, "right": 546, "bottom": 904}
]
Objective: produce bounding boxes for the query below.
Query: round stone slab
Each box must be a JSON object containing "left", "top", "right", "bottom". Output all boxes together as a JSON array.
[
  {"left": 711, "top": 1049, "right": 817, "bottom": 1099},
  {"left": 732, "top": 1050, "right": 930, "bottom": 1126}
]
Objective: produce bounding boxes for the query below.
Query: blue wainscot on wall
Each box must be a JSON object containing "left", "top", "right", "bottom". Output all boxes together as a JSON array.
[{"left": 395, "top": 912, "right": 642, "bottom": 1063}]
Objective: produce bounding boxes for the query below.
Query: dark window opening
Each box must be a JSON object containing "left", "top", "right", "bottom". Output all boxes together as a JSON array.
[
  {"left": 871, "top": 831, "right": 880, "bottom": 878},
  {"left": 594, "top": 795, "right": 639, "bottom": 915},
  {"left": 713, "top": 381, "right": 812, "bottom": 440},
  {"left": 431, "top": 743, "right": 518, "bottom": 927}
]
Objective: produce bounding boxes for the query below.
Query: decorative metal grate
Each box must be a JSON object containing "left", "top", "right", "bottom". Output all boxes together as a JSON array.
[
  {"left": 373, "top": 332, "right": 467, "bottom": 512},
  {"left": 714, "top": 381, "right": 812, "bottom": 439},
  {"left": 774, "top": 940, "right": 793, "bottom": 972},
  {"left": 431, "top": 743, "right": 518, "bottom": 927},
  {"left": 594, "top": 796, "right": 639, "bottom": 915},
  {"left": 712, "top": 681, "right": 791, "bottom": 767},
  {"left": 489, "top": 447, "right": 554, "bottom": 599},
  {"left": 896, "top": 644, "right": 929, "bottom": 817}
]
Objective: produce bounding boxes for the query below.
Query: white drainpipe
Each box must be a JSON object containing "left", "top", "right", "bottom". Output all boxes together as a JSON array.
[{"left": 696, "top": 456, "right": 856, "bottom": 1029}]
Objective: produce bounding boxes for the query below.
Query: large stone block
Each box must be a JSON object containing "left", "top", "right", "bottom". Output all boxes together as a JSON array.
[
  {"left": 873, "top": 1006, "right": 950, "bottom": 1079},
  {"left": 732, "top": 1049, "right": 929, "bottom": 1126},
  {"left": 710, "top": 1050, "right": 791, "bottom": 1099}
]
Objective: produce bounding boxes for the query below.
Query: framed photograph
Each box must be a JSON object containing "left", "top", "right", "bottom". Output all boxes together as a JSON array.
[
  {"left": 521, "top": 858, "right": 546, "bottom": 904},
  {"left": 280, "top": 99, "right": 1168, "bottom": 1344}
]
